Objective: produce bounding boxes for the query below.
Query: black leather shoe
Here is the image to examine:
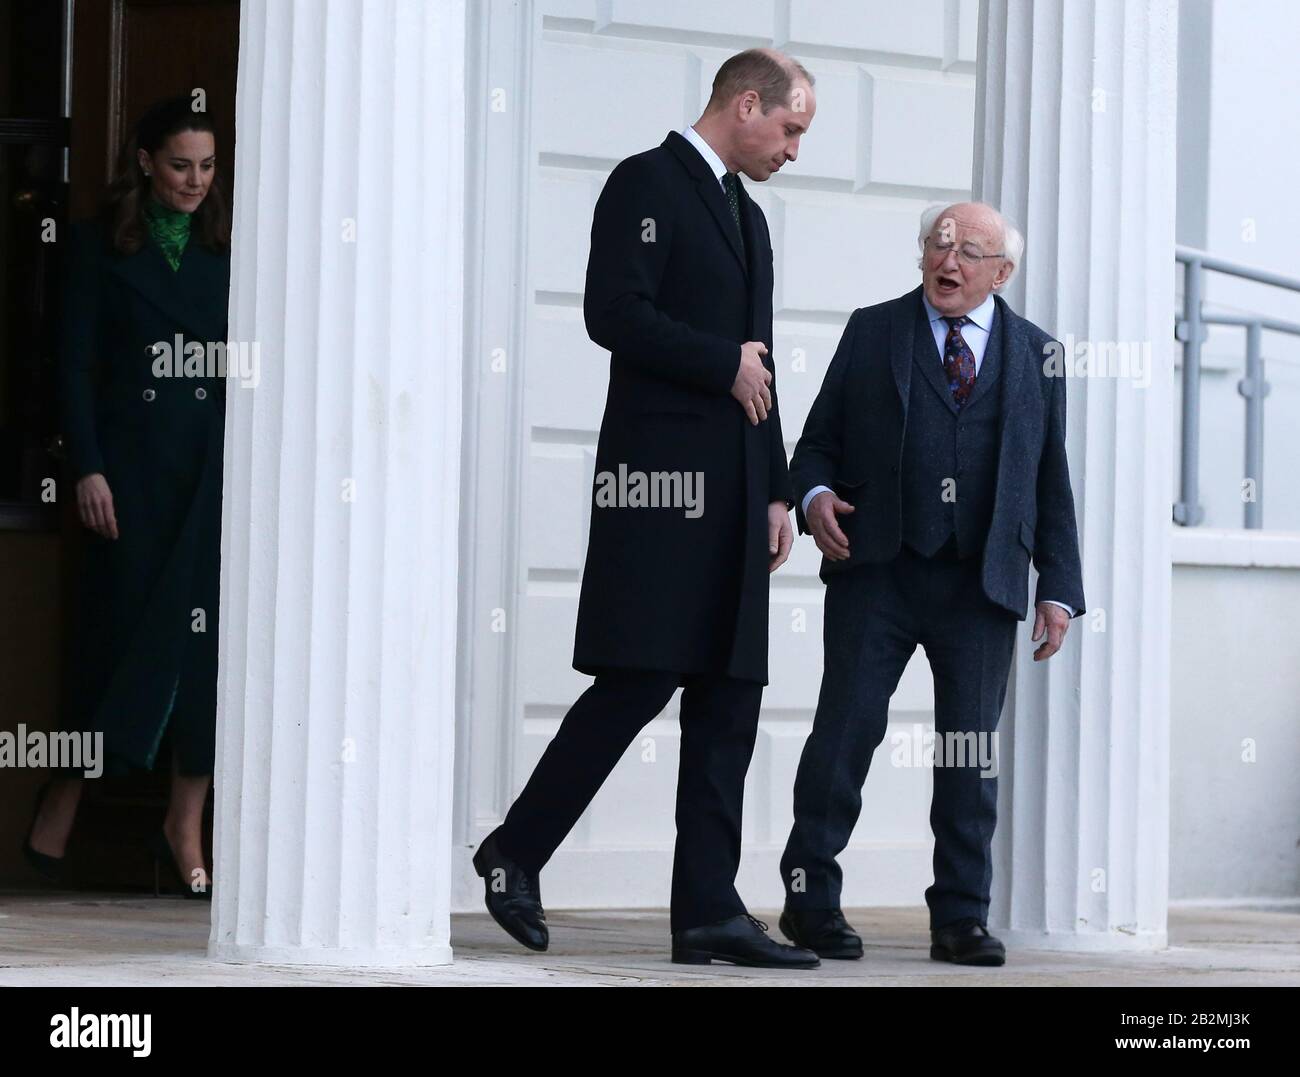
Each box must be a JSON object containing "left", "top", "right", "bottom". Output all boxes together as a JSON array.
[
  {"left": 472, "top": 830, "right": 548, "bottom": 952},
  {"left": 930, "top": 918, "right": 1006, "bottom": 966},
  {"left": 778, "top": 906, "right": 864, "bottom": 959},
  {"left": 672, "top": 913, "right": 820, "bottom": 969}
]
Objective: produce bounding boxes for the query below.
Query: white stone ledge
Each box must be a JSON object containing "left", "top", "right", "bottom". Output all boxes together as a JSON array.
[{"left": 1171, "top": 526, "right": 1300, "bottom": 567}]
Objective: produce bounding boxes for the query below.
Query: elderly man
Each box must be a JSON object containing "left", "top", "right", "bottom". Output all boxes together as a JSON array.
[
  {"left": 778, "top": 202, "right": 1085, "bottom": 966},
  {"left": 472, "top": 48, "right": 821, "bottom": 969}
]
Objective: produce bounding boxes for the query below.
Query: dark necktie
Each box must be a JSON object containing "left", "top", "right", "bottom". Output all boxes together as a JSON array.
[
  {"left": 942, "top": 315, "right": 977, "bottom": 409},
  {"left": 721, "top": 172, "right": 746, "bottom": 258}
]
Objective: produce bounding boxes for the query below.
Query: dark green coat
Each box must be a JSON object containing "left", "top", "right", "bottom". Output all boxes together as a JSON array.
[{"left": 59, "top": 216, "right": 230, "bottom": 775}]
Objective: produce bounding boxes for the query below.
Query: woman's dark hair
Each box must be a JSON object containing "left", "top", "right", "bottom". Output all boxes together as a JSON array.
[{"left": 102, "top": 94, "right": 232, "bottom": 255}]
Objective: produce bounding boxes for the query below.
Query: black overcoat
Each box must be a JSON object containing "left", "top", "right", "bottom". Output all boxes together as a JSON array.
[{"left": 573, "top": 131, "right": 792, "bottom": 685}]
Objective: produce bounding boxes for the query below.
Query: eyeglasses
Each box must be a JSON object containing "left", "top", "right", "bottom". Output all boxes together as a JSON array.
[{"left": 926, "top": 237, "right": 1006, "bottom": 266}]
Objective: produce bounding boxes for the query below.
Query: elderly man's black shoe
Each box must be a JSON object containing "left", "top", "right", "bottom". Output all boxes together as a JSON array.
[
  {"left": 778, "top": 906, "right": 864, "bottom": 959},
  {"left": 930, "top": 918, "right": 1006, "bottom": 966},
  {"left": 472, "top": 830, "right": 548, "bottom": 952},
  {"left": 672, "top": 913, "right": 820, "bottom": 968}
]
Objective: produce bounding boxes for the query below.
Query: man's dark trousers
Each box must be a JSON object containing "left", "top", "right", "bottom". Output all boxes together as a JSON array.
[
  {"left": 780, "top": 540, "right": 1017, "bottom": 928},
  {"left": 495, "top": 668, "right": 764, "bottom": 934}
]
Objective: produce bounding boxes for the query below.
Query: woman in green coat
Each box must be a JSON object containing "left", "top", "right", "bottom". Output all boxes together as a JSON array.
[{"left": 23, "top": 96, "right": 232, "bottom": 897}]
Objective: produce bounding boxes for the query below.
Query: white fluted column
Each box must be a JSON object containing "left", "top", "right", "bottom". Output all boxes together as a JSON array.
[
  {"left": 975, "top": 0, "right": 1177, "bottom": 949},
  {"left": 208, "top": 0, "right": 465, "bottom": 965}
]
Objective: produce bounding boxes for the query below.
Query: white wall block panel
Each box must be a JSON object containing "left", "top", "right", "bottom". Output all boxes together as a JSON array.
[
  {"left": 540, "top": 0, "right": 599, "bottom": 20},
  {"left": 605, "top": 0, "right": 778, "bottom": 40},
  {"left": 865, "top": 73, "right": 974, "bottom": 189},
  {"left": 956, "top": 0, "right": 979, "bottom": 62},
  {"left": 530, "top": 171, "right": 601, "bottom": 293},
  {"left": 535, "top": 40, "right": 695, "bottom": 160},
  {"left": 787, "top": 0, "right": 946, "bottom": 60},
  {"left": 771, "top": 320, "right": 857, "bottom": 419},
  {"left": 525, "top": 307, "right": 610, "bottom": 428},
  {"left": 779, "top": 196, "right": 928, "bottom": 313},
  {"left": 522, "top": 453, "right": 591, "bottom": 569}
]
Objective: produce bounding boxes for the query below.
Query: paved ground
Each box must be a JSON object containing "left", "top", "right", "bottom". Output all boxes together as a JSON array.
[{"left": 1, "top": 891, "right": 1297, "bottom": 985}]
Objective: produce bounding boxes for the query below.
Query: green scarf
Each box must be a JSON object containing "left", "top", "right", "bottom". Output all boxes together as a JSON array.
[{"left": 143, "top": 191, "right": 193, "bottom": 271}]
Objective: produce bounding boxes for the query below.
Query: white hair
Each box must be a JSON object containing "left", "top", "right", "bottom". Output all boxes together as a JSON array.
[{"left": 916, "top": 202, "right": 1023, "bottom": 290}]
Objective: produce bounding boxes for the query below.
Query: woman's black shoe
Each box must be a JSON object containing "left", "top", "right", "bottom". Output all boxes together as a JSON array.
[
  {"left": 151, "top": 828, "right": 212, "bottom": 901},
  {"left": 22, "top": 780, "right": 68, "bottom": 883}
]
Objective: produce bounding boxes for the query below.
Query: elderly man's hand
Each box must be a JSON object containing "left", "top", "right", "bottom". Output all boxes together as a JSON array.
[
  {"left": 1031, "top": 601, "right": 1071, "bottom": 661},
  {"left": 807, "top": 490, "right": 854, "bottom": 561}
]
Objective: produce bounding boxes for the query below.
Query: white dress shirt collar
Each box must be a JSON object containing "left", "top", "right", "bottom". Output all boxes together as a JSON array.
[{"left": 681, "top": 124, "right": 729, "bottom": 187}]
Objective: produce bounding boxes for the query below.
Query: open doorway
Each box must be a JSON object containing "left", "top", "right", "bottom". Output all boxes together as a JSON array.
[{"left": 0, "top": 0, "right": 239, "bottom": 892}]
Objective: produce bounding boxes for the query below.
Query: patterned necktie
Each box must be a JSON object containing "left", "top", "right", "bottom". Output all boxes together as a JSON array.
[
  {"left": 720, "top": 172, "right": 746, "bottom": 258},
  {"left": 942, "top": 315, "right": 977, "bottom": 409}
]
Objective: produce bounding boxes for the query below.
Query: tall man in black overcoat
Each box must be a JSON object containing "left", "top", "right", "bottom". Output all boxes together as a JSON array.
[
  {"left": 778, "top": 202, "right": 1086, "bottom": 966},
  {"left": 472, "top": 49, "right": 822, "bottom": 969}
]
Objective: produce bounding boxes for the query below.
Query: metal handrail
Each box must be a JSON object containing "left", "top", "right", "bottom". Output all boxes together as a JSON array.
[{"left": 1174, "top": 245, "right": 1300, "bottom": 529}]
